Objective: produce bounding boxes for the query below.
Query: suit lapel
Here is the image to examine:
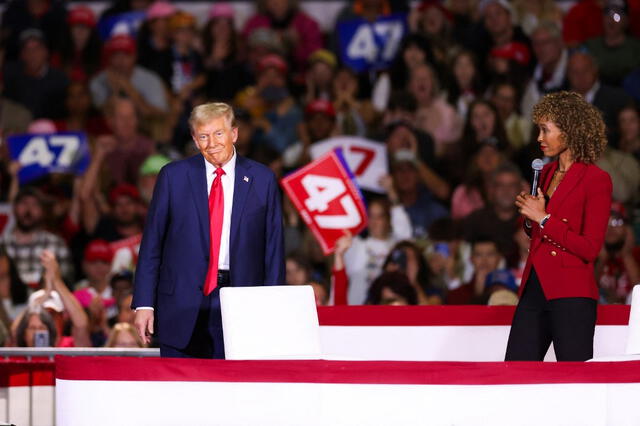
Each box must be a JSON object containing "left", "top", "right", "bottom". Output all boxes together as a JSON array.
[
  {"left": 187, "top": 154, "right": 210, "bottom": 250},
  {"left": 547, "top": 162, "right": 587, "bottom": 213},
  {"left": 230, "top": 156, "right": 253, "bottom": 247}
]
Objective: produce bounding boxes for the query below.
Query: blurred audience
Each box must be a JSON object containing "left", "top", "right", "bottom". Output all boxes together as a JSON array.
[
  {"left": 202, "top": 3, "right": 250, "bottom": 102},
  {"left": 521, "top": 21, "right": 568, "bottom": 118},
  {"left": 90, "top": 34, "right": 169, "bottom": 119},
  {"left": 242, "top": 0, "right": 323, "bottom": 77},
  {"left": 567, "top": 50, "right": 632, "bottom": 144},
  {"left": 582, "top": 0, "right": 640, "bottom": 86},
  {"left": 0, "top": 0, "right": 639, "bottom": 348},
  {"left": 596, "top": 202, "right": 640, "bottom": 304},
  {"left": 462, "top": 163, "right": 523, "bottom": 267},
  {"left": 447, "top": 237, "right": 503, "bottom": 304},
  {"left": 0, "top": 187, "right": 73, "bottom": 287},
  {"left": 3, "top": 29, "right": 69, "bottom": 119},
  {"left": 51, "top": 6, "right": 102, "bottom": 81},
  {"left": 366, "top": 271, "right": 418, "bottom": 305}
]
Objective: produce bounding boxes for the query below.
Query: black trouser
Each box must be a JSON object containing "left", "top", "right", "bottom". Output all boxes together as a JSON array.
[
  {"left": 160, "top": 270, "right": 231, "bottom": 359},
  {"left": 505, "top": 268, "right": 597, "bottom": 361}
]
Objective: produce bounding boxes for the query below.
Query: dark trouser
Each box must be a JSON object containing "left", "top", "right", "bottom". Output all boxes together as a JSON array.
[
  {"left": 160, "top": 270, "right": 230, "bottom": 359},
  {"left": 505, "top": 268, "right": 597, "bottom": 361}
]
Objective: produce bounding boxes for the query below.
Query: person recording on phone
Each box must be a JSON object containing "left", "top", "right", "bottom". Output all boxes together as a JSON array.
[
  {"left": 12, "top": 250, "right": 90, "bottom": 347},
  {"left": 333, "top": 236, "right": 441, "bottom": 305},
  {"left": 332, "top": 196, "right": 412, "bottom": 305},
  {"left": 505, "top": 91, "right": 612, "bottom": 361},
  {"left": 334, "top": 234, "right": 441, "bottom": 305}
]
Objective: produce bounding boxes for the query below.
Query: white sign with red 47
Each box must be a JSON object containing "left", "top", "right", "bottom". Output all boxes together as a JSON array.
[{"left": 310, "top": 136, "right": 388, "bottom": 193}]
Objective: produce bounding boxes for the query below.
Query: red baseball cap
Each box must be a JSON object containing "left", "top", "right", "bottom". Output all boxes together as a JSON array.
[
  {"left": 418, "top": 0, "right": 453, "bottom": 22},
  {"left": 68, "top": 6, "right": 96, "bottom": 28},
  {"left": 305, "top": 99, "right": 336, "bottom": 118},
  {"left": 84, "top": 239, "right": 114, "bottom": 263},
  {"left": 104, "top": 35, "right": 137, "bottom": 57},
  {"left": 109, "top": 183, "right": 141, "bottom": 204},
  {"left": 490, "top": 42, "right": 531, "bottom": 66},
  {"left": 610, "top": 201, "right": 627, "bottom": 219},
  {"left": 258, "top": 54, "right": 288, "bottom": 74}
]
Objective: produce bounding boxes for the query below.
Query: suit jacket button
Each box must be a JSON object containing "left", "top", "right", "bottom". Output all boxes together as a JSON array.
[
  {"left": 551, "top": 250, "right": 557, "bottom": 256},
  {"left": 562, "top": 218, "right": 568, "bottom": 223}
]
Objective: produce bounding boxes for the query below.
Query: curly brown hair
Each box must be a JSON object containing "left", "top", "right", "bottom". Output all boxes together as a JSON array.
[{"left": 532, "top": 91, "right": 607, "bottom": 163}]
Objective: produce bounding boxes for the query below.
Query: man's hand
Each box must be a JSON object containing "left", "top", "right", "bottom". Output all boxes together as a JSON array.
[{"left": 134, "top": 309, "right": 154, "bottom": 345}]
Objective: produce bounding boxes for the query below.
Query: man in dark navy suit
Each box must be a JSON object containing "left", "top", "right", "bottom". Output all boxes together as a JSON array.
[{"left": 133, "top": 102, "right": 285, "bottom": 358}]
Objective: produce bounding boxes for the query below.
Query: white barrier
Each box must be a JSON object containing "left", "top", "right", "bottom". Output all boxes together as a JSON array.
[
  {"left": 56, "top": 356, "right": 640, "bottom": 426},
  {"left": 0, "top": 305, "right": 634, "bottom": 425},
  {"left": 318, "top": 305, "right": 630, "bottom": 361}
]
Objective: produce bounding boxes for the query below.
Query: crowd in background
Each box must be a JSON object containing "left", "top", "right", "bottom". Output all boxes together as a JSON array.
[{"left": 0, "top": 0, "right": 639, "bottom": 349}]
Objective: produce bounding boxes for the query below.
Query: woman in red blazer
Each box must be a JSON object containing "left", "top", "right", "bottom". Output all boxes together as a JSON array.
[{"left": 505, "top": 91, "right": 612, "bottom": 361}]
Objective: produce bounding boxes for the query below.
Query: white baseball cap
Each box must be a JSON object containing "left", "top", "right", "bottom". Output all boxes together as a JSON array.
[{"left": 28, "top": 290, "right": 64, "bottom": 313}]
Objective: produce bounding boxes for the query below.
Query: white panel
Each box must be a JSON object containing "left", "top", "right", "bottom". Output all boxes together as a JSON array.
[
  {"left": 319, "top": 325, "right": 629, "bottom": 361},
  {"left": 31, "top": 386, "right": 55, "bottom": 426},
  {"left": 0, "top": 387, "right": 8, "bottom": 423},
  {"left": 221, "top": 285, "right": 321, "bottom": 360},
  {"left": 626, "top": 285, "right": 640, "bottom": 354},
  {"left": 8, "top": 387, "right": 30, "bottom": 426},
  {"left": 56, "top": 379, "right": 640, "bottom": 426}
]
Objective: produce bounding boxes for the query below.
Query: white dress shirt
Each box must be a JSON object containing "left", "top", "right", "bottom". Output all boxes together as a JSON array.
[{"left": 205, "top": 150, "right": 236, "bottom": 270}]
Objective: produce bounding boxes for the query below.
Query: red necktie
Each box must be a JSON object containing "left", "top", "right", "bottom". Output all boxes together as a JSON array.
[{"left": 204, "top": 167, "right": 225, "bottom": 295}]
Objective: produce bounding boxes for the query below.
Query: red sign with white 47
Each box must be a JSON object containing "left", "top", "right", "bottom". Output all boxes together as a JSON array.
[{"left": 281, "top": 149, "right": 368, "bottom": 255}]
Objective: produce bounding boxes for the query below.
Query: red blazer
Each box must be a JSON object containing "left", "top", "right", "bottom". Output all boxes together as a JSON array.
[{"left": 520, "top": 161, "right": 612, "bottom": 300}]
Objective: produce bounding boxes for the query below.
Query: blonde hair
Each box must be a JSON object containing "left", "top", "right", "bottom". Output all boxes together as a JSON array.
[
  {"left": 189, "top": 102, "right": 236, "bottom": 133},
  {"left": 105, "top": 322, "right": 146, "bottom": 348}
]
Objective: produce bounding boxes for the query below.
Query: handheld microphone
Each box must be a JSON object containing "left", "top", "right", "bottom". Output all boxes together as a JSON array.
[
  {"left": 525, "top": 159, "right": 545, "bottom": 228},
  {"left": 531, "top": 158, "right": 544, "bottom": 196}
]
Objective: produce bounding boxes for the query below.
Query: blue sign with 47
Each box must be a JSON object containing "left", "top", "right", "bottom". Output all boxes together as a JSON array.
[
  {"left": 337, "top": 13, "right": 408, "bottom": 73},
  {"left": 7, "top": 132, "right": 91, "bottom": 184}
]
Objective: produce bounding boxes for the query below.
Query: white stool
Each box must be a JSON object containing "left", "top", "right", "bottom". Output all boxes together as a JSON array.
[{"left": 220, "top": 285, "right": 321, "bottom": 360}]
